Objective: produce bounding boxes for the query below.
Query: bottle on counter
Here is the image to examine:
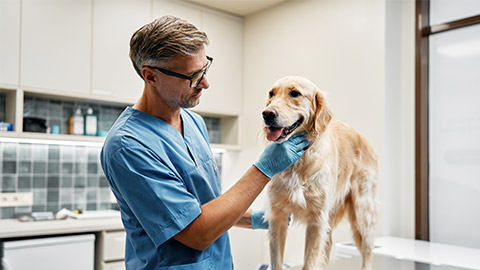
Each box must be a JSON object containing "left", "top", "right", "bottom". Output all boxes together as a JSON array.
[
  {"left": 68, "top": 107, "right": 84, "bottom": 135},
  {"left": 84, "top": 107, "right": 97, "bottom": 136}
]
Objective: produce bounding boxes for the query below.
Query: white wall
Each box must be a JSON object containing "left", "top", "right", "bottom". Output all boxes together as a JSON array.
[
  {"left": 384, "top": 0, "right": 416, "bottom": 239},
  {"left": 225, "top": 0, "right": 416, "bottom": 268}
]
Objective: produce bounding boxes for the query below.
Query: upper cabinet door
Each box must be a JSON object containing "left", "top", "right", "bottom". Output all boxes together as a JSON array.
[
  {"left": 91, "top": 0, "right": 151, "bottom": 103},
  {"left": 199, "top": 11, "right": 243, "bottom": 115},
  {"left": 21, "top": 0, "right": 92, "bottom": 94},
  {"left": 0, "top": 0, "right": 20, "bottom": 86}
]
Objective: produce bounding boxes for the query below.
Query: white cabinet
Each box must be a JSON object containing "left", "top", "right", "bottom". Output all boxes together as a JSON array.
[
  {"left": 0, "top": 0, "right": 242, "bottom": 148},
  {"left": 21, "top": 0, "right": 92, "bottom": 94},
  {"left": 0, "top": 0, "right": 20, "bottom": 86},
  {"left": 2, "top": 234, "right": 95, "bottom": 270},
  {"left": 96, "top": 230, "right": 126, "bottom": 270},
  {"left": 92, "top": 0, "right": 151, "bottom": 101},
  {"left": 152, "top": 1, "right": 244, "bottom": 115},
  {"left": 199, "top": 10, "right": 243, "bottom": 115}
]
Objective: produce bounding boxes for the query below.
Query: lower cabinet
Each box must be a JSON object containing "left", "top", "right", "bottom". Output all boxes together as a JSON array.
[
  {"left": 96, "top": 230, "right": 126, "bottom": 270},
  {"left": 101, "top": 261, "right": 126, "bottom": 270},
  {"left": 2, "top": 234, "right": 96, "bottom": 270}
]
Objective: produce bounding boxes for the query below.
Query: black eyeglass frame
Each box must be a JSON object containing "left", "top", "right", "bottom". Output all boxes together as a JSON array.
[{"left": 143, "top": 56, "right": 213, "bottom": 88}]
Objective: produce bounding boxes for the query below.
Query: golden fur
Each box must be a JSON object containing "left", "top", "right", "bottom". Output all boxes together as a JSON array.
[{"left": 262, "top": 76, "right": 378, "bottom": 270}]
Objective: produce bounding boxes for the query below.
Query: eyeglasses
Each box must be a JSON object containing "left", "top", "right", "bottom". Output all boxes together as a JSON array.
[{"left": 144, "top": 56, "right": 213, "bottom": 88}]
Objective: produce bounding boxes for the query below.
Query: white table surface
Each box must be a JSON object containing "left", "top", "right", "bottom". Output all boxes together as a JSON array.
[
  {"left": 286, "top": 255, "right": 473, "bottom": 270},
  {"left": 0, "top": 217, "right": 123, "bottom": 239},
  {"left": 335, "top": 236, "right": 480, "bottom": 270}
]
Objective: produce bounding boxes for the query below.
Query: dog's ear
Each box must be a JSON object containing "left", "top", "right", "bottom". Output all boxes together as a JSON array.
[{"left": 313, "top": 92, "right": 333, "bottom": 134}]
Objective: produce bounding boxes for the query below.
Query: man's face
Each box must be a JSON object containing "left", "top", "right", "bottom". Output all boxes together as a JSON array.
[{"left": 155, "top": 48, "right": 210, "bottom": 109}]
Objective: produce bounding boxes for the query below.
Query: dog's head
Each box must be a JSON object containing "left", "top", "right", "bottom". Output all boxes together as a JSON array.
[{"left": 262, "top": 76, "right": 333, "bottom": 142}]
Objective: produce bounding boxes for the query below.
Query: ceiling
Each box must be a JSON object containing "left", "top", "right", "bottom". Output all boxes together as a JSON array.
[{"left": 183, "top": 0, "right": 289, "bottom": 16}]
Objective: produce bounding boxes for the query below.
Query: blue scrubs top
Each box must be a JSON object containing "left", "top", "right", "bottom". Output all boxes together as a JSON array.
[{"left": 100, "top": 107, "right": 233, "bottom": 270}]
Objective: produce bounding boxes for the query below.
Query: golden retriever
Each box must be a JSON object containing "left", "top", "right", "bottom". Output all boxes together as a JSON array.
[{"left": 262, "top": 76, "right": 378, "bottom": 270}]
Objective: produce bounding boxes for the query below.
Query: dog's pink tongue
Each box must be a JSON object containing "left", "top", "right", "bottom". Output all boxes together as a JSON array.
[{"left": 266, "top": 127, "right": 283, "bottom": 141}]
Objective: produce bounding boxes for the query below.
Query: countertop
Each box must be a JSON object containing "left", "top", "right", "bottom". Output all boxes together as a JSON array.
[
  {"left": 0, "top": 217, "right": 123, "bottom": 239},
  {"left": 276, "top": 236, "right": 480, "bottom": 270},
  {"left": 335, "top": 236, "right": 480, "bottom": 270}
]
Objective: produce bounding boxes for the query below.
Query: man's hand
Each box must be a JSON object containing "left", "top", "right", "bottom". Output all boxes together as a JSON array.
[
  {"left": 251, "top": 209, "right": 268, "bottom": 229},
  {"left": 253, "top": 132, "right": 310, "bottom": 179}
]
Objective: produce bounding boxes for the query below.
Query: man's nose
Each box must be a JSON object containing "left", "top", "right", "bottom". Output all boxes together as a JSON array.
[{"left": 197, "top": 76, "right": 210, "bottom": 89}]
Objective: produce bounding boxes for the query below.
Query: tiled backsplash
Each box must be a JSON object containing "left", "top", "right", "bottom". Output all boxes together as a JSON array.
[
  {"left": 0, "top": 140, "right": 114, "bottom": 219},
  {"left": 203, "top": 117, "right": 221, "bottom": 144},
  {"left": 23, "top": 94, "right": 127, "bottom": 135},
  {"left": 0, "top": 140, "right": 223, "bottom": 220}
]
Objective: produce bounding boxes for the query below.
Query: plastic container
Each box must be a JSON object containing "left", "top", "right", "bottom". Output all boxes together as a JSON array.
[
  {"left": 0, "top": 122, "right": 13, "bottom": 132},
  {"left": 84, "top": 107, "right": 97, "bottom": 136},
  {"left": 68, "top": 107, "right": 84, "bottom": 135}
]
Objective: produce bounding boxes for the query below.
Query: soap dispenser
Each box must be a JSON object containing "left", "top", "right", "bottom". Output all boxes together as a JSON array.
[
  {"left": 84, "top": 107, "right": 97, "bottom": 136},
  {"left": 68, "top": 107, "right": 84, "bottom": 135}
]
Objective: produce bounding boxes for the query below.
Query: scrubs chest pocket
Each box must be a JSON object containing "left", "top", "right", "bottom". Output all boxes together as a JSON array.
[{"left": 182, "top": 158, "right": 221, "bottom": 202}]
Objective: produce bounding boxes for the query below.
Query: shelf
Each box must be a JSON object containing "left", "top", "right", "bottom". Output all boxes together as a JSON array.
[
  {"left": 193, "top": 110, "right": 241, "bottom": 149},
  {"left": 22, "top": 132, "right": 105, "bottom": 143},
  {"left": 0, "top": 131, "right": 105, "bottom": 146},
  {"left": 0, "top": 90, "right": 241, "bottom": 150},
  {"left": 0, "top": 132, "right": 241, "bottom": 151}
]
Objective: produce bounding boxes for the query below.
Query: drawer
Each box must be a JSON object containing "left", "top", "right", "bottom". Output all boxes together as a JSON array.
[
  {"left": 102, "top": 261, "right": 126, "bottom": 270},
  {"left": 101, "top": 230, "right": 126, "bottom": 261}
]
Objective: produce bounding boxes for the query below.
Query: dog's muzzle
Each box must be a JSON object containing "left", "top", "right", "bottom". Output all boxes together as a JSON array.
[{"left": 263, "top": 108, "right": 303, "bottom": 142}]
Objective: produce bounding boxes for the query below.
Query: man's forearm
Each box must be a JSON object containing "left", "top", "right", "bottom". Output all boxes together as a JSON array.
[
  {"left": 234, "top": 209, "right": 253, "bottom": 229},
  {"left": 173, "top": 166, "right": 269, "bottom": 250}
]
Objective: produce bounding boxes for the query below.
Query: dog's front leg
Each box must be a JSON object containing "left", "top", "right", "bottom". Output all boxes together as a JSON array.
[
  {"left": 302, "top": 223, "right": 322, "bottom": 270},
  {"left": 269, "top": 209, "right": 290, "bottom": 270},
  {"left": 303, "top": 218, "right": 330, "bottom": 270}
]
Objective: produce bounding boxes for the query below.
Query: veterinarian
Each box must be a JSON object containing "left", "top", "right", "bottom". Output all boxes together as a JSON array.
[{"left": 100, "top": 15, "right": 309, "bottom": 270}]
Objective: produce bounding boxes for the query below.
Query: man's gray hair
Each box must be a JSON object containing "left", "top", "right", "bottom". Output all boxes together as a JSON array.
[{"left": 129, "top": 15, "right": 209, "bottom": 79}]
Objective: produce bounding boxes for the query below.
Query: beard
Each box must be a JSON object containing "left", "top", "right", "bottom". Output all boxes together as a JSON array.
[{"left": 181, "top": 90, "right": 202, "bottom": 109}]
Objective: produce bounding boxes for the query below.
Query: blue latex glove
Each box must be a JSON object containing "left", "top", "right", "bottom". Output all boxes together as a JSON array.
[
  {"left": 251, "top": 210, "right": 292, "bottom": 230},
  {"left": 253, "top": 132, "right": 310, "bottom": 179},
  {"left": 251, "top": 209, "right": 268, "bottom": 230}
]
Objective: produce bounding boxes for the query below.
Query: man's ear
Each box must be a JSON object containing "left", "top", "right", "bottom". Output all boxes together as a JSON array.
[
  {"left": 313, "top": 92, "right": 333, "bottom": 134},
  {"left": 142, "top": 67, "right": 157, "bottom": 85}
]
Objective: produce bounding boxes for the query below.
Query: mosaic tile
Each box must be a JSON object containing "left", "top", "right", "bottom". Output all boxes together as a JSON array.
[
  {"left": 61, "top": 162, "right": 74, "bottom": 174},
  {"left": 18, "top": 143, "right": 32, "bottom": 160},
  {"left": 61, "top": 175, "right": 74, "bottom": 188},
  {"left": 33, "top": 175, "right": 47, "bottom": 189},
  {"left": 19, "top": 161, "right": 32, "bottom": 174},
  {"left": 2, "top": 161, "right": 16, "bottom": 174},
  {"left": 3, "top": 143, "right": 17, "bottom": 160},
  {"left": 2, "top": 175, "right": 16, "bottom": 192},
  {"left": 33, "top": 161, "right": 47, "bottom": 174},
  {"left": 0, "top": 136, "right": 222, "bottom": 219},
  {"left": 18, "top": 175, "right": 32, "bottom": 189},
  {"left": 48, "top": 145, "right": 60, "bottom": 160},
  {"left": 47, "top": 176, "right": 60, "bottom": 188}
]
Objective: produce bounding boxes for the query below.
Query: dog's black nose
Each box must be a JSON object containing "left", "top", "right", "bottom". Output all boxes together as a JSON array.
[{"left": 262, "top": 109, "right": 278, "bottom": 124}]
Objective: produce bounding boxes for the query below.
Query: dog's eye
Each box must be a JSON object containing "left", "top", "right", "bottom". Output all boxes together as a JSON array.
[
  {"left": 289, "top": 90, "right": 302, "bottom": 98},
  {"left": 269, "top": 91, "right": 275, "bottom": 98}
]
